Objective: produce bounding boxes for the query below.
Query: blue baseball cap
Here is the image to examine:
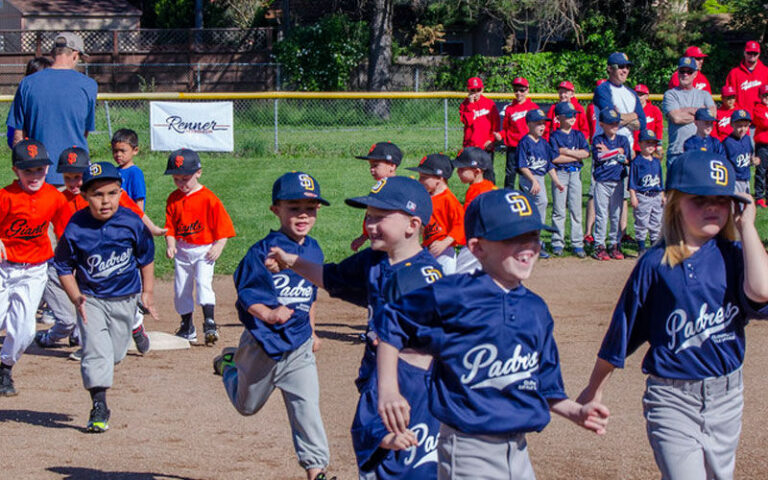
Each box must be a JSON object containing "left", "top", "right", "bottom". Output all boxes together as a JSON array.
[
  {"left": 272, "top": 171, "right": 330, "bottom": 206},
  {"left": 599, "top": 108, "right": 621, "bottom": 124},
  {"left": 677, "top": 56, "right": 698, "bottom": 71},
  {"left": 731, "top": 109, "right": 751, "bottom": 123},
  {"left": 638, "top": 129, "right": 661, "bottom": 143},
  {"left": 82, "top": 161, "right": 122, "bottom": 190},
  {"left": 406, "top": 153, "right": 453, "bottom": 179},
  {"left": 666, "top": 151, "right": 749, "bottom": 203},
  {"left": 554, "top": 101, "right": 577, "bottom": 118},
  {"left": 57, "top": 146, "right": 90, "bottom": 173},
  {"left": 345, "top": 176, "right": 432, "bottom": 224},
  {"left": 465, "top": 189, "right": 556, "bottom": 241},
  {"left": 453, "top": 147, "right": 492, "bottom": 170},
  {"left": 694, "top": 108, "right": 716, "bottom": 122},
  {"left": 607, "top": 52, "right": 632, "bottom": 66},
  {"left": 526, "top": 108, "right": 550, "bottom": 123}
]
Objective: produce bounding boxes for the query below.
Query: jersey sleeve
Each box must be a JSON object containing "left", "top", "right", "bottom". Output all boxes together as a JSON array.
[
  {"left": 633, "top": 91, "right": 647, "bottom": 130},
  {"left": 164, "top": 196, "right": 177, "bottom": 237},
  {"left": 119, "top": 191, "right": 144, "bottom": 217},
  {"left": 211, "top": 194, "right": 236, "bottom": 240},
  {"left": 85, "top": 79, "right": 97, "bottom": 131},
  {"left": 6, "top": 84, "right": 24, "bottom": 130},
  {"left": 592, "top": 84, "right": 614, "bottom": 111},
  {"left": 628, "top": 162, "right": 639, "bottom": 191},
  {"left": 322, "top": 250, "right": 372, "bottom": 307},
  {"left": 52, "top": 202, "right": 73, "bottom": 239},
  {"left": 134, "top": 219, "right": 155, "bottom": 267},
  {"left": 538, "top": 312, "right": 567, "bottom": 400},
  {"left": 516, "top": 141, "right": 529, "bottom": 169},
  {"left": 576, "top": 131, "right": 590, "bottom": 151},
  {"left": 445, "top": 196, "right": 465, "bottom": 245},
  {"left": 233, "top": 244, "right": 281, "bottom": 312},
  {"left": 53, "top": 228, "right": 77, "bottom": 276},
  {"left": 374, "top": 286, "right": 444, "bottom": 354}
]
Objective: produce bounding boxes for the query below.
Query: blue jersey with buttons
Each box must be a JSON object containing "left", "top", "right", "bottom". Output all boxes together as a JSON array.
[
  {"left": 549, "top": 129, "right": 589, "bottom": 171},
  {"left": 592, "top": 133, "right": 631, "bottom": 182},
  {"left": 683, "top": 135, "right": 725, "bottom": 156},
  {"left": 118, "top": 165, "right": 147, "bottom": 206},
  {"left": 375, "top": 271, "right": 567, "bottom": 435},
  {"left": 54, "top": 206, "right": 155, "bottom": 298},
  {"left": 722, "top": 135, "right": 754, "bottom": 181},
  {"left": 629, "top": 155, "right": 663, "bottom": 193},
  {"left": 233, "top": 230, "right": 323, "bottom": 360},
  {"left": 598, "top": 238, "right": 768, "bottom": 379},
  {"left": 516, "top": 135, "right": 555, "bottom": 176}
]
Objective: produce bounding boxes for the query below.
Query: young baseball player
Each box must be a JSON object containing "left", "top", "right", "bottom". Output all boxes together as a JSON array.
[
  {"left": 549, "top": 101, "right": 590, "bottom": 257},
  {"left": 628, "top": 130, "right": 664, "bottom": 256},
  {"left": 584, "top": 79, "right": 607, "bottom": 249},
  {"left": 578, "top": 150, "right": 768, "bottom": 480},
  {"left": 0, "top": 139, "right": 67, "bottom": 396},
  {"left": 214, "top": 171, "right": 332, "bottom": 480},
  {"left": 408, "top": 153, "right": 465, "bottom": 274},
  {"left": 714, "top": 85, "right": 740, "bottom": 142},
  {"left": 54, "top": 162, "right": 157, "bottom": 432},
  {"left": 501, "top": 76, "right": 539, "bottom": 189},
  {"left": 460, "top": 76, "right": 502, "bottom": 183},
  {"left": 545, "top": 81, "right": 589, "bottom": 138},
  {"left": 375, "top": 188, "right": 609, "bottom": 480},
  {"left": 633, "top": 84, "right": 664, "bottom": 157},
  {"left": 722, "top": 109, "right": 758, "bottom": 194},
  {"left": 454, "top": 147, "right": 495, "bottom": 210},
  {"left": 591, "top": 108, "right": 631, "bottom": 261},
  {"left": 517, "top": 108, "right": 565, "bottom": 257},
  {"left": 112, "top": 128, "right": 146, "bottom": 210},
  {"left": 164, "top": 148, "right": 235, "bottom": 345},
  {"left": 683, "top": 108, "right": 725, "bottom": 155},
  {"left": 267, "top": 176, "right": 444, "bottom": 480},
  {"left": 350, "top": 142, "right": 401, "bottom": 252},
  {"left": 752, "top": 84, "right": 768, "bottom": 207}
]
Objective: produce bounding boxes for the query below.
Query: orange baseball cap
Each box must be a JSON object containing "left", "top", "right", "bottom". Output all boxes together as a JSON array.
[{"left": 467, "top": 77, "right": 483, "bottom": 89}]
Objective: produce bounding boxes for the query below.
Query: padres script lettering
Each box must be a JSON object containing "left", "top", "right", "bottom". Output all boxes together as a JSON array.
[
  {"left": 666, "top": 302, "right": 740, "bottom": 353},
  {"left": 86, "top": 248, "right": 134, "bottom": 278},
  {"left": 5, "top": 219, "right": 46, "bottom": 240},
  {"left": 461, "top": 344, "right": 540, "bottom": 390},
  {"left": 164, "top": 116, "right": 227, "bottom": 134},
  {"left": 403, "top": 423, "right": 438, "bottom": 468},
  {"left": 273, "top": 274, "right": 313, "bottom": 309}
]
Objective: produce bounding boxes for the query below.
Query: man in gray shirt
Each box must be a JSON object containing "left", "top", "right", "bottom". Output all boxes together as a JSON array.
[{"left": 662, "top": 56, "right": 716, "bottom": 165}]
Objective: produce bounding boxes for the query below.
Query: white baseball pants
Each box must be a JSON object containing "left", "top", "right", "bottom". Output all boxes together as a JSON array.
[
  {"left": 0, "top": 261, "right": 48, "bottom": 366},
  {"left": 173, "top": 240, "right": 216, "bottom": 315}
]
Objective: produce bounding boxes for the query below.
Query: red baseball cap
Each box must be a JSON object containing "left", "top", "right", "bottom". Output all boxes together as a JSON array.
[
  {"left": 467, "top": 77, "right": 483, "bottom": 90},
  {"left": 684, "top": 46, "right": 707, "bottom": 58},
  {"left": 760, "top": 84, "right": 768, "bottom": 96},
  {"left": 745, "top": 41, "right": 761, "bottom": 53},
  {"left": 557, "top": 80, "right": 574, "bottom": 91},
  {"left": 596, "top": 78, "right": 607, "bottom": 87},
  {"left": 721, "top": 85, "right": 737, "bottom": 97},
  {"left": 512, "top": 77, "right": 529, "bottom": 88},
  {"left": 634, "top": 83, "right": 649, "bottom": 95}
]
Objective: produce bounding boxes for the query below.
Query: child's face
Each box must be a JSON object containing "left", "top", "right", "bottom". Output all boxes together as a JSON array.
[
  {"left": 528, "top": 120, "right": 546, "bottom": 137},
  {"left": 368, "top": 160, "right": 397, "bottom": 180},
  {"left": 678, "top": 194, "right": 731, "bottom": 245},
  {"left": 514, "top": 86, "right": 528, "bottom": 102},
  {"left": 695, "top": 120, "right": 714, "bottom": 136},
  {"left": 457, "top": 167, "right": 480, "bottom": 184},
  {"left": 172, "top": 170, "right": 202, "bottom": 194},
  {"left": 112, "top": 142, "right": 138, "bottom": 168},
  {"left": 83, "top": 180, "right": 122, "bottom": 221},
  {"left": 722, "top": 96, "right": 736, "bottom": 109},
  {"left": 601, "top": 122, "right": 619, "bottom": 137},
  {"left": 762, "top": 94, "right": 768, "bottom": 106},
  {"left": 557, "top": 88, "right": 573, "bottom": 102},
  {"left": 732, "top": 120, "right": 750, "bottom": 138},
  {"left": 13, "top": 165, "right": 47, "bottom": 193},
  {"left": 364, "top": 206, "right": 417, "bottom": 252},
  {"left": 639, "top": 141, "right": 658, "bottom": 157},
  {"left": 638, "top": 93, "right": 648, "bottom": 106},
  {"left": 558, "top": 115, "right": 577, "bottom": 129},
  {"left": 469, "top": 231, "right": 541, "bottom": 288},
  {"left": 63, "top": 172, "right": 84, "bottom": 195},
  {"left": 418, "top": 173, "right": 443, "bottom": 194},
  {"left": 270, "top": 199, "right": 320, "bottom": 242}
]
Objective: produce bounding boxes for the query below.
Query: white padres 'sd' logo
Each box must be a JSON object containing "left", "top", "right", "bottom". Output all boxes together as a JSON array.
[
  {"left": 710, "top": 160, "right": 728, "bottom": 186},
  {"left": 421, "top": 266, "right": 442, "bottom": 283},
  {"left": 505, "top": 193, "right": 532, "bottom": 216},
  {"left": 298, "top": 173, "right": 315, "bottom": 191},
  {"left": 88, "top": 163, "right": 102, "bottom": 176},
  {"left": 371, "top": 178, "right": 386, "bottom": 193}
]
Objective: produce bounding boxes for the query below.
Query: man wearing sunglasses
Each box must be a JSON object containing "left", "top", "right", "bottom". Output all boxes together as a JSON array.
[
  {"left": 725, "top": 41, "right": 768, "bottom": 118},
  {"left": 459, "top": 76, "right": 502, "bottom": 183}
]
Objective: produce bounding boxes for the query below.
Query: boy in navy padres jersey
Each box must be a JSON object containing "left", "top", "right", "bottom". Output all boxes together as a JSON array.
[
  {"left": 268, "top": 176, "right": 443, "bottom": 480},
  {"left": 682, "top": 108, "right": 725, "bottom": 155},
  {"left": 375, "top": 188, "right": 609, "bottom": 480},
  {"left": 723, "top": 109, "right": 758, "bottom": 193},
  {"left": 214, "top": 172, "right": 332, "bottom": 480},
  {"left": 628, "top": 130, "right": 665, "bottom": 255},
  {"left": 579, "top": 150, "right": 768, "bottom": 480},
  {"left": 54, "top": 162, "right": 157, "bottom": 433}
]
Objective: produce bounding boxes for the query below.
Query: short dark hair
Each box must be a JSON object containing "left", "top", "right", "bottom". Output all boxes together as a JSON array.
[
  {"left": 111, "top": 128, "right": 139, "bottom": 148},
  {"left": 25, "top": 56, "right": 52, "bottom": 76},
  {"left": 51, "top": 46, "right": 75, "bottom": 58}
]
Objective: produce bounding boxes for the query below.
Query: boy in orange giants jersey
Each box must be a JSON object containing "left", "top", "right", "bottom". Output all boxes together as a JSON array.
[
  {"left": 453, "top": 147, "right": 496, "bottom": 273},
  {"left": 164, "top": 149, "right": 235, "bottom": 346}
]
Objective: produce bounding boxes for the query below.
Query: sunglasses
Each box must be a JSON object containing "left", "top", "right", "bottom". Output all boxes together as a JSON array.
[
  {"left": 468, "top": 88, "right": 482, "bottom": 93},
  {"left": 513, "top": 87, "right": 528, "bottom": 93},
  {"left": 679, "top": 69, "right": 695, "bottom": 76},
  {"left": 746, "top": 51, "right": 759, "bottom": 56},
  {"left": 614, "top": 65, "right": 630, "bottom": 70}
]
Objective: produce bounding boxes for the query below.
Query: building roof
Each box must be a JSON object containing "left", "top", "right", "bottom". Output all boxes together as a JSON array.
[{"left": 8, "top": 0, "right": 142, "bottom": 17}]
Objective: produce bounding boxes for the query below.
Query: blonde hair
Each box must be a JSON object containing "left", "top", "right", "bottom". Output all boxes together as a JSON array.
[{"left": 661, "top": 190, "right": 737, "bottom": 267}]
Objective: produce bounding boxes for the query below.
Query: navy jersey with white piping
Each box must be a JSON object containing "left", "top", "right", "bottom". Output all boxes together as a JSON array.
[
  {"left": 54, "top": 206, "right": 154, "bottom": 298},
  {"left": 629, "top": 155, "right": 664, "bottom": 193},
  {"left": 598, "top": 238, "right": 768, "bottom": 379},
  {"left": 592, "top": 133, "right": 631, "bottom": 182},
  {"left": 375, "top": 271, "right": 567, "bottom": 435},
  {"left": 233, "top": 230, "right": 323, "bottom": 360},
  {"left": 515, "top": 135, "right": 556, "bottom": 176},
  {"left": 722, "top": 135, "right": 754, "bottom": 181},
  {"left": 549, "top": 129, "right": 589, "bottom": 171},
  {"left": 683, "top": 135, "right": 725, "bottom": 156}
]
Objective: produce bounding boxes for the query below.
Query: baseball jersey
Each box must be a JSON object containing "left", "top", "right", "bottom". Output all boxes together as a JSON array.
[
  {"left": 593, "top": 81, "right": 648, "bottom": 131},
  {"left": 501, "top": 98, "right": 539, "bottom": 148},
  {"left": 423, "top": 188, "right": 465, "bottom": 248},
  {"left": 459, "top": 95, "right": 500, "bottom": 148},
  {"left": 586, "top": 102, "right": 598, "bottom": 140},
  {"left": 598, "top": 238, "right": 768, "bottom": 379},
  {"left": 119, "top": 165, "right": 146, "bottom": 205},
  {"left": 516, "top": 135, "right": 556, "bottom": 176},
  {"left": 463, "top": 179, "right": 495, "bottom": 211},
  {"left": 549, "top": 129, "right": 589, "bottom": 171},
  {"left": 54, "top": 206, "right": 155, "bottom": 298},
  {"left": 723, "top": 134, "right": 754, "bottom": 181},
  {"left": 628, "top": 156, "right": 663, "bottom": 194},
  {"left": 725, "top": 60, "right": 768, "bottom": 116},
  {"left": 165, "top": 186, "right": 236, "bottom": 245},
  {"left": 233, "top": 230, "right": 322, "bottom": 359},
  {"left": 633, "top": 103, "right": 664, "bottom": 152},
  {"left": 752, "top": 102, "right": 768, "bottom": 145},
  {"left": 375, "top": 271, "right": 567, "bottom": 435},
  {"left": 668, "top": 70, "right": 712, "bottom": 93},
  {"left": 714, "top": 106, "right": 739, "bottom": 142},
  {"left": 53, "top": 190, "right": 143, "bottom": 239},
  {"left": 0, "top": 181, "right": 66, "bottom": 264},
  {"left": 592, "top": 133, "right": 631, "bottom": 182},
  {"left": 545, "top": 99, "right": 589, "bottom": 139},
  {"left": 683, "top": 135, "right": 725, "bottom": 156}
]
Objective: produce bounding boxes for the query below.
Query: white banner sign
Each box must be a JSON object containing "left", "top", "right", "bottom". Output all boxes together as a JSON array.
[{"left": 150, "top": 101, "right": 234, "bottom": 152}]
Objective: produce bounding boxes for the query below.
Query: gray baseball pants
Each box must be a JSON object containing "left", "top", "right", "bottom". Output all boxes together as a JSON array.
[
  {"left": 593, "top": 180, "right": 623, "bottom": 247},
  {"left": 222, "top": 331, "right": 330, "bottom": 471},
  {"left": 643, "top": 369, "right": 743, "bottom": 480},
  {"left": 551, "top": 170, "right": 583, "bottom": 249},
  {"left": 519, "top": 174, "right": 548, "bottom": 222},
  {"left": 735, "top": 180, "right": 750, "bottom": 194},
  {"left": 633, "top": 192, "right": 663, "bottom": 245},
  {"left": 79, "top": 294, "right": 138, "bottom": 389},
  {"left": 42, "top": 263, "right": 79, "bottom": 343},
  {"left": 437, "top": 423, "right": 535, "bottom": 480}
]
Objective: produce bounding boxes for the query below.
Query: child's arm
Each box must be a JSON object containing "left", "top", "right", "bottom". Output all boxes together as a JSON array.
[
  {"left": 735, "top": 194, "right": 768, "bottom": 302},
  {"left": 139, "top": 262, "right": 159, "bottom": 320},
  {"left": 141, "top": 214, "right": 167, "bottom": 236},
  {"left": 309, "top": 302, "right": 322, "bottom": 352},
  {"left": 428, "top": 236, "right": 455, "bottom": 257},
  {"left": 518, "top": 168, "right": 540, "bottom": 194},
  {"left": 136, "top": 199, "right": 145, "bottom": 211},
  {"left": 205, "top": 238, "right": 228, "bottom": 261},
  {"left": 350, "top": 233, "right": 368, "bottom": 252},
  {"left": 377, "top": 341, "right": 411, "bottom": 435},
  {"left": 629, "top": 189, "right": 638, "bottom": 208},
  {"left": 166, "top": 235, "right": 177, "bottom": 259},
  {"left": 266, "top": 246, "right": 324, "bottom": 288},
  {"left": 248, "top": 302, "right": 294, "bottom": 325},
  {"left": 379, "top": 431, "right": 418, "bottom": 450},
  {"left": 548, "top": 398, "right": 609, "bottom": 435},
  {"left": 547, "top": 168, "right": 565, "bottom": 192},
  {"left": 576, "top": 357, "right": 617, "bottom": 405},
  {"left": 59, "top": 274, "right": 88, "bottom": 322}
]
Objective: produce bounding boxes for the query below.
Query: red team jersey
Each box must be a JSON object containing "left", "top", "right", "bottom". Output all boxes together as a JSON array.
[
  {"left": 459, "top": 95, "right": 500, "bottom": 148},
  {"left": 165, "top": 186, "right": 235, "bottom": 245},
  {"left": 752, "top": 102, "right": 768, "bottom": 145},
  {"left": 53, "top": 190, "right": 143, "bottom": 239},
  {"left": 633, "top": 103, "right": 664, "bottom": 151},
  {"left": 726, "top": 60, "right": 768, "bottom": 116},
  {"left": 668, "top": 71, "right": 712, "bottom": 93},
  {"left": 501, "top": 98, "right": 539, "bottom": 148},
  {"left": 714, "top": 105, "right": 739, "bottom": 141},
  {"left": 463, "top": 180, "right": 496, "bottom": 211},
  {"left": 0, "top": 181, "right": 66, "bottom": 264},
  {"left": 545, "top": 98, "right": 589, "bottom": 139},
  {"left": 422, "top": 188, "right": 465, "bottom": 248}
]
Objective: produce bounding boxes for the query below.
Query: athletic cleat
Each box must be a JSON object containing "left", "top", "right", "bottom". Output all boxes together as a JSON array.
[
  {"left": 86, "top": 401, "right": 110, "bottom": 433},
  {"left": 69, "top": 349, "right": 83, "bottom": 362},
  {"left": 69, "top": 335, "right": 80, "bottom": 348},
  {"left": 573, "top": 247, "right": 587, "bottom": 258},
  {"left": 213, "top": 347, "right": 237, "bottom": 375},
  {"left": 756, "top": 198, "right": 767, "bottom": 208},
  {"left": 132, "top": 324, "right": 151, "bottom": 355},
  {"left": 203, "top": 318, "right": 219, "bottom": 346},
  {"left": 175, "top": 323, "right": 197, "bottom": 343},
  {"left": 0, "top": 371, "right": 17, "bottom": 397},
  {"left": 552, "top": 247, "right": 564, "bottom": 256},
  {"left": 38, "top": 307, "right": 56, "bottom": 325},
  {"left": 34, "top": 330, "right": 57, "bottom": 348},
  {"left": 620, "top": 234, "right": 635, "bottom": 245},
  {"left": 592, "top": 245, "right": 611, "bottom": 261},
  {"left": 583, "top": 234, "right": 595, "bottom": 246},
  {"left": 609, "top": 245, "right": 625, "bottom": 260},
  {"left": 315, "top": 474, "right": 337, "bottom": 480}
]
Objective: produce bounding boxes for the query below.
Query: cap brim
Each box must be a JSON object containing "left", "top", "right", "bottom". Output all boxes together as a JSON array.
[
  {"left": 57, "top": 164, "right": 87, "bottom": 173},
  {"left": 83, "top": 176, "right": 122, "bottom": 189},
  {"left": 15, "top": 158, "right": 52, "bottom": 169},
  {"left": 479, "top": 222, "right": 557, "bottom": 241},
  {"left": 164, "top": 167, "right": 201, "bottom": 175},
  {"left": 669, "top": 186, "right": 751, "bottom": 204},
  {"left": 344, "top": 196, "right": 416, "bottom": 217}
]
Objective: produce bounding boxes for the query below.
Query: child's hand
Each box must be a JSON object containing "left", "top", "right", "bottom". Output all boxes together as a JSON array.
[
  {"left": 428, "top": 237, "right": 453, "bottom": 257},
  {"left": 528, "top": 181, "right": 541, "bottom": 195},
  {"left": 0, "top": 239, "right": 6, "bottom": 262},
  {"left": 206, "top": 242, "right": 225, "bottom": 262},
  {"left": 74, "top": 295, "right": 88, "bottom": 324},
  {"left": 350, "top": 234, "right": 368, "bottom": 252},
  {"left": 378, "top": 391, "right": 411, "bottom": 435},
  {"left": 141, "top": 291, "right": 159, "bottom": 320},
  {"left": 266, "top": 247, "right": 297, "bottom": 272},
  {"left": 380, "top": 431, "right": 418, "bottom": 450},
  {"left": 556, "top": 182, "right": 565, "bottom": 192},
  {"left": 630, "top": 195, "right": 639, "bottom": 209},
  {"left": 265, "top": 305, "right": 293, "bottom": 325},
  {"left": 312, "top": 332, "right": 323, "bottom": 352},
  {"left": 734, "top": 193, "right": 755, "bottom": 232},
  {"left": 150, "top": 225, "right": 168, "bottom": 237},
  {"left": 578, "top": 401, "right": 610, "bottom": 435},
  {"left": 595, "top": 143, "right": 608, "bottom": 152}
]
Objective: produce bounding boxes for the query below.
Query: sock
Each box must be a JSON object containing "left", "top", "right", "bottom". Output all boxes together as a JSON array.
[
  {"left": 89, "top": 387, "right": 107, "bottom": 407},
  {"left": 202, "top": 304, "right": 214, "bottom": 320},
  {"left": 180, "top": 312, "right": 193, "bottom": 328}
]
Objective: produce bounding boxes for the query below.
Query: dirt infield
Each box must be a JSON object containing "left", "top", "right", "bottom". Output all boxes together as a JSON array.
[{"left": 3, "top": 257, "right": 768, "bottom": 479}]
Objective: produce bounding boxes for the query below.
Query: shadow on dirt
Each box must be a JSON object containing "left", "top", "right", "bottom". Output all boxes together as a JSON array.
[
  {"left": 0, "top": 409, "right": 81, "bottom": 431},
  {"left": 47, "top": 467, "right": 201, "bottom": 480}
]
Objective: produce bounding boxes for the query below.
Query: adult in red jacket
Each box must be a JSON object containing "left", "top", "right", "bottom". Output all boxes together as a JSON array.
[
  {"left": 632, "top": 84, "right": 664, "bottom": 157},
  {"left": 500, "top": 76, "right": 538, "bottom": 189},
  {"left": 753, "top": 84, "right": 768, "bottom": 206},
  {"left": 668, "top": 46, "right": 711, "bottom": 93},
  {"left": 714, "top": 85, "right": 740, "bottom": 141},
  {"left": 545, "top": 81, "right": 589, "bottom": 139},
  {"left": 459, "top": 76, "right": 501, "bottom": 183},
  {"left": 725, "top": 41, "right": 768, "bottom": 117}
]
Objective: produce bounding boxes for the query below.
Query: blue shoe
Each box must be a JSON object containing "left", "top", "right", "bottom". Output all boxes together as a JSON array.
[
  {"left": 552, "top": 247, "right": 564, "bottom": 256},
  {"left": 539, "top": 250, "right": 550, "bottom": 259},
  {"left": 573, "top": 247, "right": 586, "bottom": 258}
]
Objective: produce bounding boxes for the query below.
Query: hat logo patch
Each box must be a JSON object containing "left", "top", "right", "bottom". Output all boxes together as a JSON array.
[
  {"left": 67, "top": 152, "right": 78, "bottom": 164},
  {"left": 435, "top": 169, "right": 443, "bottom": 175},
  {"left": 27, "top": 144, "right": 38, "bottom": 158},
  {"left": 505, "top": 193, "right": 532, "bottom": 217},
  {"left": 299, "top": 173, "right": 315, "bottom": 191},
  {"left": 175, "top": 155, "right": 184, "bottom": 168},
  {"left": 371, "top": 179, "right": 386, "bottom": 193},
  {"left": 89, "top": 163, "right": 102, "bottom": 176},
  {"left": 368, "top": 144, "right": 376, "bottom": 154},
  {"left": 710, "top": 160, "right": 728, "bottom": 186},
  {"left": 420, "top": 266, "right": 443, "bottom": 284},
  {"left": 406, "top": 201, "right": 416, "bottom": 211}
]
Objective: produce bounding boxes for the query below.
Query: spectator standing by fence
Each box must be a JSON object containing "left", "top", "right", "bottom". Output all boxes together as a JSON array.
[
  {"left": 668, "top": 46, "right": 711, "bottom": 93},
  {"left": 459, "top": 77, "right": 502, "bottom": 184},
  {"left": 726, "top": 41, "right": 768, "bottom": 118},
  {"left": 501, "top": 77, "right": 539, "bottom": 189},
  {"left": 592, "top": 52, "right": 646, "bottom": 151}
]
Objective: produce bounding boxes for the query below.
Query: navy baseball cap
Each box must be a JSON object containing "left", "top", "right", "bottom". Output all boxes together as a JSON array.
[
  {"left": 57, "top": 146, "right": 90, "bottom": 173},
  {"left": 12, "top": 139, "right": 51, "bottom": 169},
  {"left": 731, "top": 109, "right": 751, "bottom": 123},
  {"left": 677, "top": 56, "right": 698, "bottom": 71},
  {"left": 82, "top": 161, "right": 122, "bottom": 190},
  {"left": 272, "top": 171, "right": 330, "bottom": 206},
  {"left": 666, "top": 151, "right": 749, "bottom": 203},
  {"left": 694, "top": 108, "right": 716, "bottom": 122},
  {"left": 638, "top": 129, "right": 661, "bottom": 143},
  {"left": 345, "top": 176, "right": 432, "bottom": 224},
  {"left": 465, "top": 189, "right": 556, "bottom": 241},
  {"left": 406, "top": 153, "right": 453, "bottom": 179},
  {"left": 164, "top": 148, "right": 202, "bottom": 175},
  {"left": 607, "top": 52, "right": 632, "bottom": 66},
  {"left": 599, "top": 108, "right": 621, "bottom": 124},
  {"left": 526, "top": 108, "right": 549, "bottom": 123},
  {"left": 453, "top": 147, "right": 492, "bottom": 170},
  {"left": 554, "top": 101, "right": 577, "bottom": 118},
  {"left": 355, "top": 142, "right": 403, "bottom": 166}
]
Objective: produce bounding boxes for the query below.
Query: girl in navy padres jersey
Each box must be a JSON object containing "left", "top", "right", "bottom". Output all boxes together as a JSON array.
[{"left": 579, "top": 150, "right": 768, "bottom": 479}]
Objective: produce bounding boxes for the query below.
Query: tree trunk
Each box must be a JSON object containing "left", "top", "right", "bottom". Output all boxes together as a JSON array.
[{"left": 366, "top": 0, "right": 392, "bottom": 119}]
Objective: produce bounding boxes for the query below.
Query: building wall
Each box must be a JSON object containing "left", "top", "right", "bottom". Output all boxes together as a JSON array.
[
  {"left": 0, "top": 2, "right": 22, "bottom": 30},
  {"left": 23, "top": 16, "right": 140, "bottom": 30}
]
